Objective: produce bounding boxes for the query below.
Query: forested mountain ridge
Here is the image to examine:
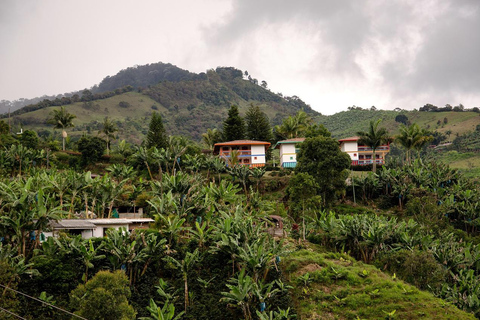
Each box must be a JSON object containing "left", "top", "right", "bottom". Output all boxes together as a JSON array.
[{"left": 6, "top": 64, "right": 319, "bottom": 143}]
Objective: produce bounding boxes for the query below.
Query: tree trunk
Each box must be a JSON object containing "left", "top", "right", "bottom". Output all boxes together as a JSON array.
[{"left": 184, "top": 275, "right": 188, "bottom": 313}]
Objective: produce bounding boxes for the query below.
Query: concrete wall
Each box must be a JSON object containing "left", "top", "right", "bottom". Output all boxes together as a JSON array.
[
  {"left": 251, "top": 145, "right": 266, "bottom": 165},
  {"left": 92, "top": 224, "right": 129, "bottom": 238},
  {"left": 280, "top": 143, "right": 298, "bottom": 167}
]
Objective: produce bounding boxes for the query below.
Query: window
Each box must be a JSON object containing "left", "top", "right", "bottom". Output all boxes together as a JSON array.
[
  {"left": 254, "top": 157, "right": 257, "bottom": 160},
  {"left": 290, "top": 156, "right": 294, "bottom": 160}
]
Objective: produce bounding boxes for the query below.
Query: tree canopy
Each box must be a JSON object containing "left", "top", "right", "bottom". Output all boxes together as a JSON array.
[
  {"left": 146, "top": 112, "right": 168, "bottom": 150},
  {"left": 245, "top": 104, "right": 273, "bottom": 142},
  {"left": 223, "top": 105, "right": 245, "bottom": 141},
  {"left": 356, "top": 120, "right": 390, "bottom": 172},
  {"left": 296, "top": 136, "right": 351, "bottom": 206}
]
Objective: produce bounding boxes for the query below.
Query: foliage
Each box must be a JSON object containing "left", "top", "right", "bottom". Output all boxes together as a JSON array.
[
  {"left": 356, "top": 119, "right": 390, "bottom": 172},
  {"left": 223, "top": 105, "right": 245, "bottom": 141},
  {"left": 70, "top": 270, "right": 136, "bottom": 320},
  {"left": 77, "top": 135, "right": 107, "bottom": 165},
  {"left": 146, "top": 112, "right": 168, "bottom": 150},
  {"left": 245, "top": 104, "right": 273, "bottom": 142},
  {"left": 46, "top": 106, "right": 76, "bottom": 151},
  {"left": 296, "top": 136, "right": 351, "bottom": 206}
]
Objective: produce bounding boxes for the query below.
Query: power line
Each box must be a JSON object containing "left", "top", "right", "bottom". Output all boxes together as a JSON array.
[
  {"left": 0, "top": 284, "right": 88, "bottom": 320},
  {"left": 0, "top": 306, "right": 27, "bottom": 320}
]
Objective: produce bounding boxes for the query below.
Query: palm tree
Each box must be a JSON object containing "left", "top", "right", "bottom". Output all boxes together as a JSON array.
[
  {"left": 202, "top": 128, "right": 221, "bottom": 150},
  {"left": 395, "top": 123, "right": 433, "bottom": 163},
  {"left": 357, "top": 120, "right": 390, "bottom": 172},
  {"left": 99, "top": 117, "right": 118, "bottom": 155},
  {"left": 47, "top": 106, "right": 76, "bottom": 151},
  {"left": 274, "top": 111, "right": 312, "bottom": 139}
]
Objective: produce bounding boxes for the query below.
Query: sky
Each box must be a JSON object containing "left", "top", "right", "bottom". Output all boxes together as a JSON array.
[{"left": 1, "top": 0, "right": 479, "bottom": 115}]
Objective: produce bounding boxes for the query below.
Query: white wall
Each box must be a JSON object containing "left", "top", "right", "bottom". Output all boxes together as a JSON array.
[
  {"left": 280, "top": 143, "right": 299, "bottom": 166},
  {"left": 341, "top": 141, "right": 358, "bottom": 152},
  {"left": 92, "top": 224, "right": 129, "bottom": 238},
  {"left": 251, "top": 145, "right": 266, "bottom": 164}
]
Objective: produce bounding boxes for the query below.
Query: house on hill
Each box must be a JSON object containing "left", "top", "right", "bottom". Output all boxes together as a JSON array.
[
  {"left": 273, "top": 138, "right": 305, "bottom": 168},
  {"left": 338, "top": 136, "right": 390, "bottom": 166},
  {"left": 213, "top": 140, "right": 271, "bottom": 167}
]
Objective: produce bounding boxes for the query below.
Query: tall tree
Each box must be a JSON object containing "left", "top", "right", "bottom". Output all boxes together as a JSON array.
[
  {"left": 223, "top": 105, "right": 245, "bottom": 141},
  {"left": 296, "top": 136, "right": 351, "bottom": 206},
  {"left": 146, "top": 112, "right": 168, "bottom": 150},
  {"left": 99, "top": 117, "right": 118, "bottom": 155},
  {"left": 245, "top": 105, "right": 273, "bottom": 141},
  {"left": 47, "top": 106, "right": 76, "bottom": 151},
  {"left": 356, "top": 120, "right": 390, "bottom": 172}
]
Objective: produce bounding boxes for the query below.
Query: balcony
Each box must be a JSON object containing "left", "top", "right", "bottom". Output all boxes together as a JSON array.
[{"left": 219, "top": 150, "right": 252, "bottom": 157}]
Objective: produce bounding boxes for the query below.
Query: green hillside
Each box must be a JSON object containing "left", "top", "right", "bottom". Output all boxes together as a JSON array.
[
  {"left": 284, "top": 244, "right": 475, "bottom": 320},
  {"left": 317, "top": 108, "right": 479, "bottom": 139},
  {"left": 10, "top": 67, "right": 319, "bottom": 143}
]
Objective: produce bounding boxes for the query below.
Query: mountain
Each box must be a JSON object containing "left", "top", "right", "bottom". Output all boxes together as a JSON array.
[{"left": 5, "top": 64, "right": 319, "bottom": 143}]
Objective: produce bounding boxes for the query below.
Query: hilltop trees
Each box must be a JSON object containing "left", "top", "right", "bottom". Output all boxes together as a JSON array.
[
  {"left": 245, "top": 105, "right": 273, "bottom": 142},
  {"left": 223, "top": 105, "right": 245, "bottom": 141},
  {"left": 47, "top": 106, "right": 76, "bottom": 151},
  {"left": 356, "top": 120, "right": 390, "bottom": 172},
  {"left": 146, "top": 112, "right": 168, "bottom": 150}
]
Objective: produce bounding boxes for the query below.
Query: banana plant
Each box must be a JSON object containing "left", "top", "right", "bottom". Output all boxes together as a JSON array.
[
  {"left": 139, "top": 299, "right": 184, "bottom": 320},
  {"left": 163, "top": 248, "right": 200, "bottom": 314}
]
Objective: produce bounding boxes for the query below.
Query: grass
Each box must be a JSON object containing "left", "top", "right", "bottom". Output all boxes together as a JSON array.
[
  {"left": 282, "top": 243, "right": 476, "bottom": 320},
  {"left": 434, "top": 151, "right": 480, "bottom": 180}
]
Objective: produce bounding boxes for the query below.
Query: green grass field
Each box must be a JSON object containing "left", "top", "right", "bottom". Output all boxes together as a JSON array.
[{"left": 283, "top": 243, "right": 476, "bottom": 320}]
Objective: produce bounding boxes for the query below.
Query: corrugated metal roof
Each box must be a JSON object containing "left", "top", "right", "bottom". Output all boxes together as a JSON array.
[{"left": 51, "top": 220, "right": 96, "bottom": 229}]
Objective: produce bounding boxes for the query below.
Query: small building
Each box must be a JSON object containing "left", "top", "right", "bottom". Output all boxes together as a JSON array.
[
  {"left": 45, "top": 218, "right": 154, "bottom": 239},
  {"left": 338, "top": 136, "right": 390, "bottom": 166},
  {"left": 213, "top": 140, "right": 271, "bottom": 167},
  {"left": 273, "top": 138, "right": 305, "bottom": 168}
]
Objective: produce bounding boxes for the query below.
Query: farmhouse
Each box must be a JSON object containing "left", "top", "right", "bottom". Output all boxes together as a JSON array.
[
  {"left": 213, "top": 140, "right": 271, "bottom": 167},
  {"left": 45, "top": 218, "right": 153, "bottom": 239},
  {"left": 273, "top": 138, "right": 305, "bottom": 168},
  {"left": 338, "top": 136, "right": 390, "bottom": 166}
]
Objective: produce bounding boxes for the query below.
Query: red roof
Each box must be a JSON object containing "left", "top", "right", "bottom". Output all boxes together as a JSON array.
[
  {"left": 214, "top": 140, "right": 271, "bottom": 147},
  {"left": 338, "top": 136, "right": 360, "bottom": 142}
]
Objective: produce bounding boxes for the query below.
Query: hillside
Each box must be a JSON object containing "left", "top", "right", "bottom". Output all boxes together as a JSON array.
[
  {"left": 284, "top": 244, "right": 475, "bottom": 320},
  {"left": 8, "top": 66, "right": 319, "bottom": 143},
  {"left": 318, "top": 108, "right": 480, "bottom": 139}
]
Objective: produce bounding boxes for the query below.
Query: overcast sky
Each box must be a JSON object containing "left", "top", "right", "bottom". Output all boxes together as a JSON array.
[{"left": 1, "top": 0, "right": 479, "bottom": 114}]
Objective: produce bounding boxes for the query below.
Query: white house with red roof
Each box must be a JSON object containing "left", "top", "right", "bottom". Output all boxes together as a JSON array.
[
  {"left": 213, "top": 140, "right": 271, "bottom": 167},
  {"left": 338, "top": 136, "right": 390, "bottom": 166},
  {"left": 273, "top": 138, "right": 305, "bottom": 168}
]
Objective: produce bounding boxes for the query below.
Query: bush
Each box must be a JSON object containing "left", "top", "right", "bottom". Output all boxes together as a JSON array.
[{"left": 375, "top": 249, "right": 446, "bottom": 290}]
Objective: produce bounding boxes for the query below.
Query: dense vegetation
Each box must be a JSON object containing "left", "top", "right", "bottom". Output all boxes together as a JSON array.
[{"left": 1, "top": 103, "right": 480, "bottom": 319}]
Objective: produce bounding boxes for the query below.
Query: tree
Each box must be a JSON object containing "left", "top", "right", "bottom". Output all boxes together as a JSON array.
[
  {"left": 395, "top": 114, "right": 409, "bottom": 125},
  {"left": 163, "top": 249, "right": 200, "bottom": 314},
  {"left": 202, "top": 128, "right": 222, "bottom": 150},
  {"left": 47, "top": 106, "right": 76, "bottom": 151},
  {"left": 395, "top": 123, "right": 432, "bottom": 163},
  {"left": 77, "top": 136, "right": 107, "bottom": 166},
  {"left": 304, "top": 124, "right": 331, "bottom": 138},
  {"left": 356, "top": 120, "right": 390, "bottom": 172},
  {"left": 69, "top": 270, "right": 136, "bottom": 320},
  {"left": 146, "top": 112, "right": 168, "bottom": 150},
  {"left": 274, "top": 111, "right": 312, "bottom": 139},
  {"left": 223, "top": 105, "right": 245, "bottom": 141},
  {"left": 245, "top": 105, "right": 273, "bottom": 142},
  {"left": 99, "top": 117, "right": 118, "bottom": 155},
  {"left": 19, "top": 129, "right": 39, "bottom": 149},
  {"left": 296, "top": 136, "right": 351, "bottom": 206},
  {"left": 0, "top": 120, "right": 9, "bottom": 134}
]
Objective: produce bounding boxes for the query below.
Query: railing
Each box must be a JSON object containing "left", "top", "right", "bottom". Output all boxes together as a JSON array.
[
  {"left": 358, "top": 146, "right": 390, "bottom": 152},
  {"left": 220, "top": 150, "right": 251, "bottom": 156},
  {"left": 353, "top": 159, "right": 385, "bottom": 166}
]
